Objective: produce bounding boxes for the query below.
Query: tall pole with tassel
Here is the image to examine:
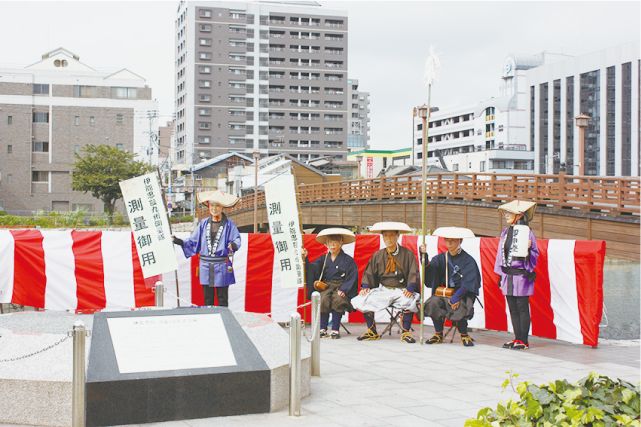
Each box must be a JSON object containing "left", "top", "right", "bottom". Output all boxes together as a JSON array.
[{"left": 419, "top": 45, "right": 441, "bottom": 345}]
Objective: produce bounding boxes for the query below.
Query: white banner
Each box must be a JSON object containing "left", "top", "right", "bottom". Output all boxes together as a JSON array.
[
  {"left": 264, "top": 175, "right": 304, "bottom": 289},
  {"left": 120, "top": 173, "right": 178, "bottom": 278}
]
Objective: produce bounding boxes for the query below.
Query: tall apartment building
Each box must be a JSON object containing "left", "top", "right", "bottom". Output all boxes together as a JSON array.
[
  {"left": 527, "top": 41, "right": 639, "bottom": 176},
  {"left": 174, "top": 1, "right": 349, "bottom": 166},
  {"left": 347, "top": 78, "right": 370, "bottom": 151},
  {"left": 0, "top": 48, "right": 159, "bottom": 213}
]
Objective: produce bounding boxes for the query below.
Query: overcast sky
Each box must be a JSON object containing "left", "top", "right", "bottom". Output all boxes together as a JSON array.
[{"left": 1, "top": 1, "right": 639, "bottom": 149}]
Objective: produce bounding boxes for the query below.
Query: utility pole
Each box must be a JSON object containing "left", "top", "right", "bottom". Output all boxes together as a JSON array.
[{"left": 147, "top": 110, "right": 158, "bottom": 165}]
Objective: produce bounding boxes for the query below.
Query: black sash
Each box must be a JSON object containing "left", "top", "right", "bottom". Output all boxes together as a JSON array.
[{"left": 502, "top": 266, "right": 537, "bottom": 282}]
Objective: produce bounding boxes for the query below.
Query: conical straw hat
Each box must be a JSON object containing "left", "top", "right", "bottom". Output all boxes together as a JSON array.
[
  {"left": 196, "top": 190, "right": 240, "bottom": 207},
  {"left": 432, "top": 227, "right": 475, "bottom": 239},
  {"left": 498, "top": 200, "right": 537, "bottom": 221},
  {"left": 369, "top": 222, "right": 413, "bottom": 234},
  {"left": 315, "top": 228, "right": 356, "bottom": 245}
]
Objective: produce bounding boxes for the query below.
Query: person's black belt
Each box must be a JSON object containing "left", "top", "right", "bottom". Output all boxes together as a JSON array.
[
  {"left": 201, "top": 255, "right": 229, "bottom": 264},
  {"left": 502, "top": 266, "right": 537, "bottom": 281}
]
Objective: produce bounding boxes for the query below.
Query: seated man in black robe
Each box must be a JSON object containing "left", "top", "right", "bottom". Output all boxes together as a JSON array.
[{"left": 421, "top": 227, "right": 481, "bottom": 347}]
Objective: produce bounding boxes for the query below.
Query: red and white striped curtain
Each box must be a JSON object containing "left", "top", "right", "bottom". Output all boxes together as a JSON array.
[{"left": 0, "top": 230, "right": 604, "bottom": 346}]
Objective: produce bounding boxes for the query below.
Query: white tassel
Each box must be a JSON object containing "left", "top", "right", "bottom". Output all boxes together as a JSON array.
[{"left": 423, "top": 44, "right": 442, "bottom": 87}]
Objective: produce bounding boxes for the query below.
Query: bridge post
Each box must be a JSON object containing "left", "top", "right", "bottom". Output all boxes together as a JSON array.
[{"left": 558, "top": 171, "right": 566, "bottom": 206}]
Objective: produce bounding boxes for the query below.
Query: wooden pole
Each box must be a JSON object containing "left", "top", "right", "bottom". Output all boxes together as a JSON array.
[
  {"left": 420, "top": 87, "right": 432, "bottom": 346},
  {"left": 156, "top": 168, "right": 180, "bottom": 307}
]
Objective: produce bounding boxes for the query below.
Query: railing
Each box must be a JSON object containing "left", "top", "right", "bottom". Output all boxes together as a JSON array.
[{"left": 226, "top": 172, "right": 640, "bottom": 215}]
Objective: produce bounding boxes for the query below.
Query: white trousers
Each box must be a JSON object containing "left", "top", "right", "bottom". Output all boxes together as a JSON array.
[{"left": 351, "top": 285, "right": 420, "bottom": 313}]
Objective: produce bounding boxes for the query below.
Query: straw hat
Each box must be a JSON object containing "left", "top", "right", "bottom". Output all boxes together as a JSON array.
[
  {"left": 498, "top": 200, "right": 537, "bottom": 221},
  {"left": 196, "top": 190, "right": 240, "bottom": 207},
  {"left": 315, "top": 228, "right": 356, "bottom": 245},
  {"left": 369, "top": 222, "right": 413, "bottom": 234},
  {"left": 432, "top": 227, "right": 475, "bottom": 239}
]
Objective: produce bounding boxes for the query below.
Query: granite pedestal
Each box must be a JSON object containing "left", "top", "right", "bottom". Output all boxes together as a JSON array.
[{"left": 0, "top": 309, "right": 309, "bottom": 427}]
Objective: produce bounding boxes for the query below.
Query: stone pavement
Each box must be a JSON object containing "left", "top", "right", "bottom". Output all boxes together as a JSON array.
[{"left": 1, "top": 322, "right": 639, "bottom": 427}]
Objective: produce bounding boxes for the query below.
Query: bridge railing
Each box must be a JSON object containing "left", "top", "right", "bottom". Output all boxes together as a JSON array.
[{"left": 226, "top": 172, "right": 640, "bottom": 215}]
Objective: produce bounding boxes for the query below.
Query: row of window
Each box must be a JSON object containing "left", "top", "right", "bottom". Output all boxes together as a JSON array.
[
  {"left": 198, "top": 9, "right": 345, "bottom": 28},
  {"left": 6, "top": 142, "right": 124, "bottom": 156},
  {"left": 25, "top": 113, "right": 124, "bottom": 124}
]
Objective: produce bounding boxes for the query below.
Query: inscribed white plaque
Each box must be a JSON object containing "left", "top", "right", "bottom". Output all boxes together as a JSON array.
[
  {"left": 107, "top": 314, "right": 237, "bottom": 374},
  {"left": 120, "top": 173, "right": 178, "bottom": 277},
  {"left": 264, "top": 175, "right": 304, "bottom": 289}
]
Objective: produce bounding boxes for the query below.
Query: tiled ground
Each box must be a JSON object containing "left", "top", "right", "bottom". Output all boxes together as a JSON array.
[{"left": 2, "top": 323, "right": 638, "bottom": 427}]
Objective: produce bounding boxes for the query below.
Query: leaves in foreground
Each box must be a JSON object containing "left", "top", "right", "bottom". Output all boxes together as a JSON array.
[{"left": 465, "top": 371, "right": 640, "bottom": 427}]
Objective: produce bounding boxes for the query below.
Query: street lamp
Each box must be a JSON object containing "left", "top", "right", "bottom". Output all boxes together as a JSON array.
[
  {"left": 356, "top": 154, "right": 363, "bottom": 179},
  {"left": 253, "top": 150, "right": 260, "bottom": 233},
  {"left": 573, "top": 113, "right": 591, "bottom": 176}
]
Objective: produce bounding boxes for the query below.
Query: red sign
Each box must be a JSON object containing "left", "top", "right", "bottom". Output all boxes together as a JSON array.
[{"left": 366, "top": 157, "right": 373, "bottom": 179}]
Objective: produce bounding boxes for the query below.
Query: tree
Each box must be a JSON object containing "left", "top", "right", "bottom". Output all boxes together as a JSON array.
[{"left": 71, "top": 144, "right": 153, "bottom": 221}]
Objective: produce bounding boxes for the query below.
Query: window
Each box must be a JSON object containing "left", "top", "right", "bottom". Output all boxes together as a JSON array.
[
  {"left": 33, "top": 84, "right": 49, "bottom": 95},
  {"left": 200, "top": 9, "right": 211, "bottom": 18},
  {"left": 90, "top": 116, "right": 94, "bottom": 126},
  {"left": 199, "top": 80, "right": 211, "bottom": 88},
  {"left": 7, "top": 116, "right": 12, "bottom": 125},
  {"left": 198, "top": 137, "right": 211, "bottom": 143},
  {"left": 111, "top": 87, "right": 137, "bottom": 99},
  {"left": 452, "top": 164, "right": 459, "bottom": 171},
  {"left": 32, "top": 171, "right": 49, "bottom": 183},
  {"left": 73, "top": 85, "right": 96, "bottom": 98},
  {"left": 200, "top": 38, "right": 212, "bottom": 46},
  {"left": 7, "top": 145, "right": 12, "bottom": 154},
  {"left": 200, "top": 52, "right": 212, "bottom": 60},
  {"left": 75, "top": 116, "right": 80, "bottom": 126},
  {"left": 33, "top": 141, "right": 49, "bottom": 152},
  {"left": 480, "top": 161, "right": 486, "bottom": 172},
  {"left": 117, "top": 144, "right": 123, "bottom": 150},
  {"left": 116, "top": 114, "right": 123, "bottom": 124},
  {"left": 7, "top": 174, "right": 12, "bottom": 184},
  {"left": 199, "top": 122, "right": 211, "bottom": 130},
  {"left": 32, "top": 112, "right": 49, "bottom": 123},
  {"left": 199, "top": 108, "right": 211, "bottom": 115},
  {"left": 74, "top": 145, "right": 80, "bottom": 153},
  {"left": 200, "top": 95, "right": 211, "bottom": 102},
  {"left": 200, "top": 24, "right": 211, "bottom": 31},
  {"left": 200, "top": 66, "right": 211, "bottom": 73}
]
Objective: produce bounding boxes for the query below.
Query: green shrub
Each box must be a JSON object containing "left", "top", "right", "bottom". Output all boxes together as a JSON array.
[
  {"left": 466, "top": 371, "right": 640, "bottom": 427},
  {"left": 0, "top": 210, "right": 7, "bottom": 216}
]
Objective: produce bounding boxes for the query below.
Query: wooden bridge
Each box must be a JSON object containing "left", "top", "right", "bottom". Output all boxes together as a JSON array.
[{"left": 213, "top": 172, "right": 640, "bottom": 261}]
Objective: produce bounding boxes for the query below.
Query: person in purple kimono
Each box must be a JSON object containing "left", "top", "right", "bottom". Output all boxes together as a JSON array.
[
  {"left": 172, "top": 190, "right": 241, "bottom": 307},
  {"left": 494, "top": 200, "right": 539, "bottom": 350}
]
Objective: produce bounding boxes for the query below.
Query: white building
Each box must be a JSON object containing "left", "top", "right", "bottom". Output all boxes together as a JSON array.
[
  {"left": 0, "top": 48, "right": 159, "bottom": 212},
  {"left": 347, "top": 78, "right": 370, "bottom": 151},
  {"left": 527, "top": 41, "right": 640, "bottom": 176}
]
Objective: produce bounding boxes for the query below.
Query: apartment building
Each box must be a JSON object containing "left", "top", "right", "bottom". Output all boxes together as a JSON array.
[
  {"left": 347, "top": 78, "right": 370, "bottom": 151},
  {"left": 174, "top": 1, "right": 349, "bottom": 167},
  {"left": 412, "top": 50, "right": 555, "bottom": 175},
  {"left": 0, "top": 48, "right": 159, "bottom": 213},
  {"left": 527, "top": 41, "right": 639, "bottom": 176}
]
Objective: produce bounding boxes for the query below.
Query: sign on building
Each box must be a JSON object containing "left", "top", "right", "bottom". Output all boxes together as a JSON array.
[
  {"left": 366, "top": 157, "right": 374, "bottom": 179},
  {"left": 120, "top": 173, "right": 178, "bottom": 278},
  {"left": 264, "top": 175, "right": 304, "bottom": 289}
]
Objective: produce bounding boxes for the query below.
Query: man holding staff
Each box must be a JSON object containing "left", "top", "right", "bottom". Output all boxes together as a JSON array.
[
  {"left": 172, "top": 190, "right": 241, "bottom": 307},
  {"left": 351, "top": 222, "right": 421, "bottom": 343},
  {"left": 421, "top": 227, "right": 481, "bottom": 346},
  {"left": 302, "top": 228, "right": 358, "bottom": 339}
]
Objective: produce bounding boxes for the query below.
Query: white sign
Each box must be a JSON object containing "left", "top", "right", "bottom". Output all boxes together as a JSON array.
[
  {"left": 264, "top": 175, "right": 304, "bottom": 289},
  {"left": 120, "top": 173, "right": 179, "bottom": 277},
  {"left": 107, "top": 313, "right": 237, "bottom": 374}
]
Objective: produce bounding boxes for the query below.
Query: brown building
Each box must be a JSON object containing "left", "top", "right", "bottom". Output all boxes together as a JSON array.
[
  {"left": 174, "top": 1, "right": 349, "bottom": 169},
  {"left": 0, "top": 48, "right": 159, "bottom": 213}
]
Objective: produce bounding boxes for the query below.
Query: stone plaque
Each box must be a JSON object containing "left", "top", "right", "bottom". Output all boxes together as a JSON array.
[{"left": 107, "top": 313, "right": 237, "bottom": 374}]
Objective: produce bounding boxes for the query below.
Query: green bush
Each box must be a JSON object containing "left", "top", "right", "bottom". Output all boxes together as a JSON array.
[
  {"left": 0, "top": 210, "right": 7, "bottom": 216},
  {"left": 466, "top": 371, "right": 640, "bottom": 427}
]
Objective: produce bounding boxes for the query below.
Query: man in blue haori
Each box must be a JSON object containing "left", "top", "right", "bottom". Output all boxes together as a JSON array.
[{"left": 172, "top": 190, "right": 241, "bottom": 307}]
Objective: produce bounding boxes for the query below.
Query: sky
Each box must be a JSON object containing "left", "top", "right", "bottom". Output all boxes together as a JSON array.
[{"left": 0, "top": 1, "right": 639, "bottom": 150}]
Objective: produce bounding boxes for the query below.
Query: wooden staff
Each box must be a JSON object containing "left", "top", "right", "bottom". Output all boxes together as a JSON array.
[{"left": 157, "top": 168, "right": 181, "bottom": 307}]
